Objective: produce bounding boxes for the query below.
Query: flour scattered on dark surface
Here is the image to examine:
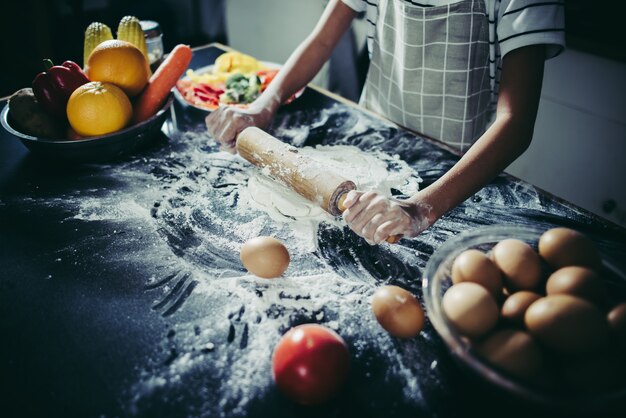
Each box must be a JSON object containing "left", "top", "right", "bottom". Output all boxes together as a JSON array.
[{"left": 4, "top": 103, "right": 616, "bottom": 418}]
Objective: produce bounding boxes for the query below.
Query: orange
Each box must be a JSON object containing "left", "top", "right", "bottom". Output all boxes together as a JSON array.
[
  {"left": 85, "top": 39, "right": 150, "bottom": 97},
  {"left": 67, "top": 81, "right": 132, "bottom": 137}
]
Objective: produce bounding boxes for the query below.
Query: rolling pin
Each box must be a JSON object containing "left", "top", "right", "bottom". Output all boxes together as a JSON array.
[{"left": 236, "top": 127, "right": 401, "bottom": 243}]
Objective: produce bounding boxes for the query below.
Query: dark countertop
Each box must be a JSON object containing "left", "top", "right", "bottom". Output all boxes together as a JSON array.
[{"left": 1, "top": 44, "right": 625, "bottom": 418}]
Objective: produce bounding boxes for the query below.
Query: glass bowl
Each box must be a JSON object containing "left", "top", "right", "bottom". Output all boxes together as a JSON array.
[
  {"left": 0, "top": 93, "right": 174, "bottom": 162},
  {"left": 422, "top": 224, "right": 626, "bottom": 413}
]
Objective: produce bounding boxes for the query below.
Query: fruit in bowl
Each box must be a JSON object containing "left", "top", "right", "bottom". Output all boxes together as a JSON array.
[
  {"left": 66, "top": 81, "right": 132, "bottom": 137},
  {"left": 6, "top": 88, "right": 66, "bottom": 138},
  {"left": 1, "top": 15, "right": 193, "bottom": 161},
  {"left": 4, "top": 14, "right": 192, "bottom": 142},
  {"left": 0, "top": 93, "right": 175, "bottom": 162},
  {"left": 85, "top": 39, "right": 151, "bottom": 98},
  {"left": 31, "top": 59, "right": 90, "bottom": 119}
]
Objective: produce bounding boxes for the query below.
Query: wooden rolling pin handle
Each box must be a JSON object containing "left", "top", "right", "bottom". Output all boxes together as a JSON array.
[
  {"left": 329, "top": 181, "right": 356, "bottom": 216},
  {"left": 337, "top": 193, "right": 403, "bottom": 244},
  {"left": 237, "top": 127, "right": 357, "bottom": 216}
]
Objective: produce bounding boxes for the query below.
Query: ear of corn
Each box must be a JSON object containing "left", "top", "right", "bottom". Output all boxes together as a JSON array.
[
  {"left": 83, "top": 22, "right": 113, "bottom": 65},
  {"left": 117, "top": 16, "right": 149, "bottom": 61}
]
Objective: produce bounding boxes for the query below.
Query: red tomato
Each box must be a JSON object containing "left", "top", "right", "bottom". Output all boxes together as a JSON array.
[{"left": 271, "top": 324, "right": 350, "bottom": 405}]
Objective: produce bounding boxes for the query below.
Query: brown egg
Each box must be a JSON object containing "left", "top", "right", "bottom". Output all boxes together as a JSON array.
[
  {"left": 501, "top": 291, "right": 542, "bottom": 326},
  {"left": 371, "top": 285, "right": 425, "bottom": 338},
  {"left": 491, "top": 239, "right": 542, "bottom": 291},
  {"left": 525, "top": 294, "right": 609, "bottom": 356},
  {"left": 240, "top": 236, "right": 290, "bottom": 278},
  {"left": 546, "top": 266, "right": 606, "bottom": 307},
  {"left": 451, "top": 249, "right": 502, "bottom": 298},
  {"left": 442, "top": 282, "right": 499, "bottom": 338},
  {"left": 607, "top": 302, "right": 626, "bottom": 348},
  {"left": 476, "top": 329, "right": 543, "bottom": 380},
  {"left": 538, "top": 227, "right": 601, "bottom": 270}
]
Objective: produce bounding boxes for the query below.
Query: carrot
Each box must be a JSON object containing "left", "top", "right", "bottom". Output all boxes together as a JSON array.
[{"left": 133, "top": 44, "right": 193, "bottom": 123}]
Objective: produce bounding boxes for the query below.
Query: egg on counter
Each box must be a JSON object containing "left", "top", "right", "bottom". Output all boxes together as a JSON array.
[
  {"left": 524, "top": 294, "right": 609, "bottom": 356},
  {"left": 546, "top": 266, "right": 607, "bottom": 307},
  {"left": 451, "top": 249, "right": 502, "bottom": 298},
  {"left": 476, "top": 328, "right": 543, "bottom": 380},
  {"left": 538, "top": 227, "right": 601, "bottom": 270},
  {"left": 371, "top": 285, "right": 425, "bottom": 338},
  {"left": 501, "top": 290, "right": 542, "bottom": 326},
  {"left": 442, "top": 282, "right": 499, "bottom": 339},
  {"left": 240, "top": 236, "right": 290, "bottom": 278},
  {"left": 491, "top": 239, "right": 542, "bottom": 291}
]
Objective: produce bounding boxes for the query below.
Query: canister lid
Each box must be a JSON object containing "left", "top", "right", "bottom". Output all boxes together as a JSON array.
[{"left": 140, "top": 20, "right": 162, "bottom": 38}]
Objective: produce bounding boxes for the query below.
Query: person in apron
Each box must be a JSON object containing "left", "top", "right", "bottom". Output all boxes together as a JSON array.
[{"left": 206, "top": 0, "right": 565, "bottom": 244}]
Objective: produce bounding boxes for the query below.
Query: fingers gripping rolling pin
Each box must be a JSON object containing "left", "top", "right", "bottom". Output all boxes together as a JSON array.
[{"left": 236, "top": 127, "right": 401, "bottom": 243}]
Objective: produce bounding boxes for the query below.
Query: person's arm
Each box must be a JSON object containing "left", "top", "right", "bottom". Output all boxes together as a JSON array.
[
  {"left": 206, "top": 0, "right": 357, "bottom": 153},
  {"left": 342, "top": 45, "right": 546, "bottom": 244}
]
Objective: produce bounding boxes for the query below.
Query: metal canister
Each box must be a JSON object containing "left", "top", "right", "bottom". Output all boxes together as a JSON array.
[{"left": 140, "top": 20, "right": 164, "bottom": 72}]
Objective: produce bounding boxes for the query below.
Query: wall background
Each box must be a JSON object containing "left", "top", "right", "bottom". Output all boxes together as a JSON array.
[
  {"left": 506, "top": 49, "right": 626, "bottom": 227},
  {"left": 0, "top": 0, "right": 227, "bottom": 98}
]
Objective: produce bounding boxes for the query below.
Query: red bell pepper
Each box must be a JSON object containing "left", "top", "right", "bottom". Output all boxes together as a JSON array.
[
  {"left": 257, "top": 69, "right": 278, "bottom": 91},
  {"left": 32, "top": 59, "right": 90, "bottom": 118}
]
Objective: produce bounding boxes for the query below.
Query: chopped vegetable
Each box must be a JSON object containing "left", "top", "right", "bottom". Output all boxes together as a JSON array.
[
  {"left": 174, "top": 52, "right": 297, "bottom": 111},
  {"left": 213, "top": 51, "right": 266, "bottom": 75},
  {"left": 257, "top": 69, "right": 278, "bottom": 91},
  {"left": 220, "top": 72, "right": 261, "bottom": 104}
]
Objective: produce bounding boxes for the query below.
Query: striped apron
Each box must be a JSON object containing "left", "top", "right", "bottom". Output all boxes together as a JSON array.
[{"left": 360, "top": 0, "right": 492, "bottom": 150}]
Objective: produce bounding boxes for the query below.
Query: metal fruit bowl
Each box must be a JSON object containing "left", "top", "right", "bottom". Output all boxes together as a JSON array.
[{"left": 0, "top": 93, "right": 174, "bottom": 162}]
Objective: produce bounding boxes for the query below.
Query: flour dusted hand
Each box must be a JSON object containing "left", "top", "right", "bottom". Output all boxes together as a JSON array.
[
  {"left": 205, "top": 102, "right": 274, "bottom": 153},
  {"left": 341, "top": 190, "right": 433, "bottom": 244}
]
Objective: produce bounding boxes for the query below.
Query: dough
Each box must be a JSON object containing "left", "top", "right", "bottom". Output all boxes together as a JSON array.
[{"left": 239, "top": 144, "right": 420, "bottom": 226}]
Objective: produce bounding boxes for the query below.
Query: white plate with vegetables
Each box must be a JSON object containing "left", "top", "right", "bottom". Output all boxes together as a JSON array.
[{"left": 173, "top": 52, "right": 302, "bottom": 112}]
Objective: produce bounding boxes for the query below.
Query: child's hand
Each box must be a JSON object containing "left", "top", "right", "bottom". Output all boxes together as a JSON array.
[
  {"left": 205, "top": 101, "right": 274, "bottom": 153},
  {"left": 341, "top": 190, "right": 435, "bottom": 244}
]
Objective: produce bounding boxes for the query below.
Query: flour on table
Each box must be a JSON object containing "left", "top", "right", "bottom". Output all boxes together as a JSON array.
[{"left": 16, "top": 105, "right": 430, "bottom": 417}]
